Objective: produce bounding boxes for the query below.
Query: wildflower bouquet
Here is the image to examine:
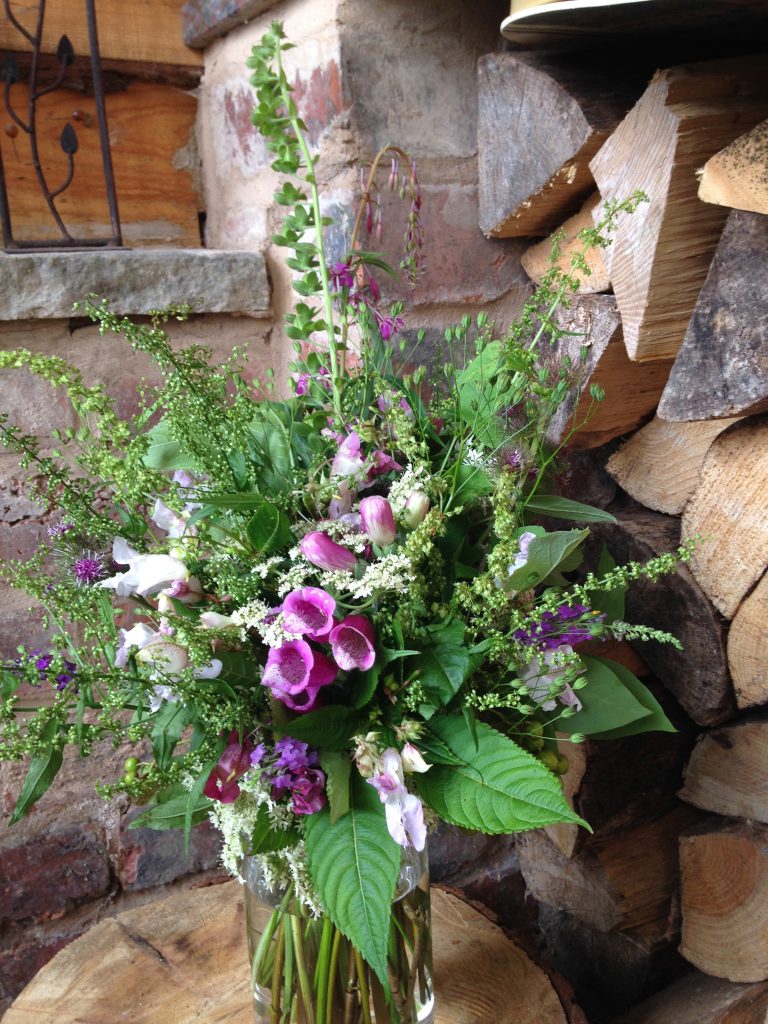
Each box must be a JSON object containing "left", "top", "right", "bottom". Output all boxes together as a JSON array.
[{"left": 0, "top": 23, "right": 688, "bottom": 1024}]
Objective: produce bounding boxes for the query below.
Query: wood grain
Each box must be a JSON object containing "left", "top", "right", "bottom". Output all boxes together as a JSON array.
[
  {"left": 521, "top": 193, "right": 610, "bottom": 292},
  {"left": 614, "top": 970, "right": 768, "bottom": 1024},
  {"left": 728, "top": 571, "right": 768, "bottom": 710},
  {"left": 679, "top": 716, "right": 768, "bottom": 824},
  {"left": 4, "top": 884, "right": 569, "bottom": 1024}
]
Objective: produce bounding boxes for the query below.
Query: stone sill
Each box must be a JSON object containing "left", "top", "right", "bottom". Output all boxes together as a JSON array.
[
  {"left": 182, "top": 0, "right": 284, "bottom": 49},
  {"left": 0, "top": 249, "right": 270, "bottom": 321}
]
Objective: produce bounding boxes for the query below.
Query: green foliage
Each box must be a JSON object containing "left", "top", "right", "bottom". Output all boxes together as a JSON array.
[{"left": 250, "top": 804, "right": 300, "bottom": 854}]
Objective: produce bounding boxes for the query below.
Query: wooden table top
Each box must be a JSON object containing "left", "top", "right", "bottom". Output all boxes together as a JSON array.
[{"left": 5, "top": 882, "right": 567, "bottom": 1024}]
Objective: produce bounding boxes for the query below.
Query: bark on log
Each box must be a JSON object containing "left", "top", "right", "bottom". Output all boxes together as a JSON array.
[
  {"left": 680, "top": 820, "right": 768, "bottom": 982},
  {"left": 590, "top": 56, "right": 768, "bottom": 362},
  {"left": 542, "top": 295, "right": 672, "bottom": 450},
  {"left": 478, "top": 53, "right": 645, "bottom": 237},
  {"left": 679, "top": 715, "right": 768, "bottom": 823},
  {"left": 607, "top": 416, "right": 742, "bottom": 515},
  {"left": 699, "top": 117, "right": 768, "bottom": 215},
  {"left": 682, "top": 417, "right": 768, "bottom": 619},
  {"left": 657, "top": 209, "right": 768, "bottom": 421},
  {"left": 591, "top": 511, "right": 734, "bottom": 726},
  {"left": 521, "top": 193, "right": 610, "bottom": 292},
  {"left": 614, "top": 971, "right": 768, "bottom": 1024},
  {"left": 728, "top": 571, "right": 768, "bottom": 710}
]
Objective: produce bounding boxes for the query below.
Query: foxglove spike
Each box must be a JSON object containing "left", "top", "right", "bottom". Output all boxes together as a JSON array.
[
  {"left": 60, "top": 123, "right": 78, "bottom": 155},
  {"left": 57, "top": 35, "right": 75, "bottom": 66}
]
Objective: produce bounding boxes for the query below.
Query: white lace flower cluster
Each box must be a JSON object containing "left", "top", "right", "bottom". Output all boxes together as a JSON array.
[{"left": 387, "top": 463, "right": 431, "bottom": 517}]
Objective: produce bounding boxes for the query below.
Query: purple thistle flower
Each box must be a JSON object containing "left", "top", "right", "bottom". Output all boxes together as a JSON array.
[
  {"left": 47, "top": 521, "right": 74, "bottom": 540},
  {"left": 72, "top": 554, "right": 106, "bottom": 586}
]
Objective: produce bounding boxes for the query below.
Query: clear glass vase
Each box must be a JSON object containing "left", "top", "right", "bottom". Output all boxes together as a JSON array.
[{"left": 243, "top": 845, "right": 434, "bottom": 1024}]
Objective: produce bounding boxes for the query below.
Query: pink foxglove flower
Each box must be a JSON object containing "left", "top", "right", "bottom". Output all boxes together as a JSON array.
[
  {"left": 300, "top": 532, "right": 358, "bottom": 572},
  {"left": 329, "top": 615, "right": 376, "bottom": 672},
  {"left": 403, "top": 491, "right": 430, "bottom": 529},
  {"left": 368, "top": 748, "right": 427, "bottom": 851},
  {"left": 359, "top": 496, "right": 397, "bottom": 547},
  {"left": 99, "top": 538, "right": 189, "bottom": 598},
  {"left": 262, "top": 639, "right": 337, "bottom": 712},
  {"left": 282, "top": 587, "right": 336, "bottom": 640}
]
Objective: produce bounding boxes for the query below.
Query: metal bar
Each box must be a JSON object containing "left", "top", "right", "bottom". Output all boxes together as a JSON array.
[{"left": 85, "top": 0, "right": 121, "bottom": 246}]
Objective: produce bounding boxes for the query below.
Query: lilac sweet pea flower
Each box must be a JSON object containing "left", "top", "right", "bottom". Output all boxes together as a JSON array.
[
  {"left": 329, "top": 615, "right": 376, "bottom": 672},
  {"left": 262, "top": 639, "right": 337, "bottom": 711},
  {"left": 359, "top": 496, "right": 396, "bottom": 547},
  {"left": 300, "top": 532, "right": 358, "bottom": 572},
  {"left": 99, "top": 538, "right": 189, "bottom": 598},
  {"left": 519, "top": 644, "right": 582, "bottom": 713},
  {"left": 332, "top": 432, "right": 366, "bottom": 479},
  {"left": 368, "top": 748, "right": 427, "bottom": 851},
  {"left": 510, "top": 531, "right": 538, "bottom": 575},
  {"left": 282, "top": 587, "right": 336, "bottom": 640}
]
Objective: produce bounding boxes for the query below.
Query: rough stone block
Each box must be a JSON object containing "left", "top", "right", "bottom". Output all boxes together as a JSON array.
[
  {"left": 182, "top": 0, "right": 283, "bottom": 48},
  {"left": 0, "top": 250, "right": 270, "bottom": 320},
  {"left": 0, "top": 824, "right": 111, "bottom": 925},
  {"left": 0, "top": 932, "right": 73, "bottom": 1003},
  {"left": 118, "top": 809, "right": 222, "bottom": 891}
]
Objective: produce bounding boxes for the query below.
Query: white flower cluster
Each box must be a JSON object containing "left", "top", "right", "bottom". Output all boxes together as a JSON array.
[
  {"left": 387, "top": 463, "right": 431, "bottom": 516},
  {"left": 463, "top": 439, "right": 493, "bottom": 470},
  {"left": 231, "top": 600, "right": 293, "bottom": 648},
  {"left": 322, "top": 552, "right": 416, "bottom": 599},
  {"left": 250, "top": 556, "right": 284, "bottom": 579}
]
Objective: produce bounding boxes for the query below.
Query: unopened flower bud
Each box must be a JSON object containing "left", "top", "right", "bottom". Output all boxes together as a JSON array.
[
  {"left": 359, "top": 496, "right": 396, "bottom": 547},
  {"left": 137, "top": 638, "right": 189, "bottom": 675},
  {"left": 300, "top": 532, "right": 358, "bottom": 572},
  {"left": 353, "top": 731, "right": 381, "bottom": 778},
  {"left": 200, "top": 611, "right": 237, "bottom": 629},
  {"left": 403, "top": 491, "right": 429, "bottom": 529},
  {"left": 401, "top": 743, "right": 431, "bottom": 774}
]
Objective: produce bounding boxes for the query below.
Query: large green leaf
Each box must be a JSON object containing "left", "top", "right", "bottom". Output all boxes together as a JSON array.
[
  {"left": 151, "top": 701, "right": 193, "bottom": 770},
  {"left": 274, "top": 707, "right": 366, "bottom": 750},
  {"left": 589, "top": 658, "right": 676, "bottom": 739},
  {"left": 305, "top": 776, "right": 400, "bottom": 984},
  {"left": 506, "top": 529, "right": 589, "bottom": 592},
  {"left": 557, "top": 655, "right": 652, "bottom": 737},
  {"left": 143, "top": 420, "right": 195, "bottom": 470},
  {"left": 414, "top": 638, "right": 471, "bottom": 718},
  {"left": 250, "top": 803, "right": 300, "bottom": 854},
  {"left": 245, "top": 499, "right": 292, "bottom": 555},
  {"left": 417, "top": 717, "right": 586, "bottom": 834},
  {"left": 9, "top": 720, "right": 63, "bottom": 824},
  {"left": 523, "top": 495, "right": 617, "bottom": 524},
  {"left": 320, "top": 750, "right": 351, "bottom": 824},
  {"left": 129, "top": 784, "right": 212, "bottom": 831}
]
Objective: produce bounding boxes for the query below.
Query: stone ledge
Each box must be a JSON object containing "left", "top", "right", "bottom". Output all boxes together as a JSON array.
[
  {"left": 0, "top": 249, "right": 270, "bottom": 321},
  {"left": 181, "top": 0, "right": 283, "bottom": 49}
]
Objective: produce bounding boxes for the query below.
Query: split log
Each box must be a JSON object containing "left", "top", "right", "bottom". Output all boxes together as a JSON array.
[
  {"left": 679, "top": 715, "right": 768, "bottom": 823},
  {"left": 657, "top": 209, "right": 768, "bottom": 421},
  {"left": 607, "top": 416, "right": 741, "bottom": 515},
  {"left": 543, "top": 295, "right": 672, "bottom": 450},
  {"left": 614, "top": 971, "right": 768, "bottom": 1024},
  {"left": 698, "top": 117, "right": 768, "bottom": 215},
  {"left": 728, "top": 571, "right": 768, "bottom": 710},
  {"left": 521, "top": 193, "right": 610, "bottom": 292},
  {"left": 3, "top": 882, "right": 573, "bottom": 1024},
  {"left": 682, "top": 417, "right": 768, "bottom": 619},
  {"left": 591, "top": 512, "right": 734, "bottom": 726},
  {"left": 478, "top": 53, "right": 646, "bottom": 237},
  {"left": 680, "top": 820, "right": 768, "bottom": 982},
  {"left": 590, "top": 55, "right": 768, "bottom": 361}
]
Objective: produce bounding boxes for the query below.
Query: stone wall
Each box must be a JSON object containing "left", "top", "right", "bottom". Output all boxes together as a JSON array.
[{"left": 0, "top": 0, "right": 530, "bottom": 1012}]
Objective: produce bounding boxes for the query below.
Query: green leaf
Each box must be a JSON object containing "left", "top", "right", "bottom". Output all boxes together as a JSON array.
[
  {"left": 129, "top": 784, "right": 212, "bottom": 831},
  {"left": 413, "top": 637, "right": 471, "bottom": 718},
  {"left": 591, "top": 546, "right": 627, "bottom": 623},
  {"left": 558, "top": 655, "right": 652, "bottom": 736},
  {"left": 416, "top": 717, "right": 587, "bottom": 834},
  {"left": 143, "top": 420, "right": 194, "bottom": 470},
  {"left": 524, "top": 495, "right": 617, "bottom": 523},
  {"left": 589, "top": 659, "right": 676, "bottom": 739},
  {"left": 245, "top": 499, "right": 292, "bottom": 555},
  {"left": 450, "top": 463, "right": 494, "bottom": 505},
  {"left": 250, "top": 803, "right": 300, "bottom": 854},
  {"left": 320, "top": 751, "right": 351, "bottom": 824},
  {"left": 195, "top": 493, "right": 266, "bottom": 510},
  {"left": 151, "top": 701, "right": 193, "bottom": 771},
  {"left": 506, "top": 529, "right": 589, "bottom": 592},
  {"left": 349, "top": 662, "right": 381, "bottom": 709},
  {"left": 274, "top": 707, "right": 366, "bottom": 750},
  {"left": 305, "top": 775, "right": 400, "bottom": 984},
  {"left": 9, "top": 721, "right": 63, "bottom": 824}
]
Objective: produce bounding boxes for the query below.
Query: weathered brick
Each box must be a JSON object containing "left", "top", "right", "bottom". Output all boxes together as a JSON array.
[
  {"left": 117, "top": 809, "right": 222, "bottom": 891},
  {"left": 0, "top": 824, "right": 111, "bottom": 925},
  {"left": 0, "top": 932, "right": 74, "bottom": 1002}
]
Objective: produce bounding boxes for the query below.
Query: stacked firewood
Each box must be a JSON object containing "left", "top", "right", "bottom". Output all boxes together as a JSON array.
[{"left": 478, "top": 49, "right": 768, "bottom": 1022}]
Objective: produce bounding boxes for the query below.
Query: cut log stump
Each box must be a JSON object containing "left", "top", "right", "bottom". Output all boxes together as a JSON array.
[
  {"left": 521, "top": 193, "right": 610, "bottom": 292},
  {"left": 607, "top": 417, "right": 741, "bottom": 516},
  {"left": 590, "top": 55, "right": 768, "bottom": 362},
  {"left": 680, "top": 820, "right": 768, "bottom": 982},
  {"left": 679, "top": 715, "right": 768, "bottom": 823},
  {"left": 682, "top": 417, "right": 768, "bottom": 619},
  {"left": 728, "top": 571, "right": 768, "bottom": 710},
  {"left": 698, "top": 117, "right": 768, "bottom": 215},
  {"left": 614, "top": 970, "right": 768, "bottom": 1024},
  {"left": 478, "top": 53, "right": 645, "bottom": 237},
  {"left": 657, "top": 209, "right": 768, "bottom": 421},
  {"left": 3, "top": 883, "right": 573, "bottom": 1024}
]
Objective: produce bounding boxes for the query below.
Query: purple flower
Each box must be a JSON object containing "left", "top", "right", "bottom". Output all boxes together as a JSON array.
[
  {"left": 375, "top": 312, "right": 405, "bottom": 341},
  {"left": 204, "top": 732, "right": 254, "bottom": 804},
  {"left": 262, "top": 639, "right": 337, "bottom": 712},
  {"left": 366, "top": 450, "right": 403, "bottom": 481},
  {"left": 300, "top": 532, "right": 358, "bottom": 572},
  {"left": 72, "top": 554, "right": 106, "bottom": 586},
  {"left": 282, "top": 587, "right": 337, "bottom": 640},
  {"left": 368, "top": 749, "right": 426, "bottom": 851},
  {"left": 274, "top": 737, "right": 318, "bottom": 773},
  {"left": 330, "top": 261, "right": 354, "bottom": 290},
  {"left": 47, "top": 521, "right": 74, "bottom": 540},
  {"left": 514, "top": 604, "right": 594, "bottom": 651},
  {"left": 291, "top": 768, "right": 327, "bottom": 815},
  {"left": 331, "top": 432, "right": 366, "bottom": 480},
  {"left": 329, "top": 615, "right": 376, "bottom": 672},
  {"left": 359, "top": 496, "right": 396, "bottom": 547}
]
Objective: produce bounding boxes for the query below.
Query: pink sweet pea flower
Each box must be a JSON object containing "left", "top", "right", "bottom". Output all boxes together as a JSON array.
[
  {"left": 329, "top": 615, "right": 376, "bottom": 672},
  {"left": 332, "top": 432, "right": 366, "bottom": 479},
  {"left": 368, "top": 749, "right": 427, "bottom": 851},
  {"left": 300, "top": 532, "right": 358, "bottom": 572},
  {"left": 282, "top": 587, "right": 337, "bottom": 640},
  {"left": 204, "top": 732, "right": 254, "bottom": 804},
  {"left": 262, "top": 639, "right": 337, "bottom": 712},
  {"left": 359, "top": 496, "right": 396, "bottom": 547}
]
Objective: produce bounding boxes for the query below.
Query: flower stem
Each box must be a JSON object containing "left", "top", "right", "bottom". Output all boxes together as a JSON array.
[
  {"left": 314, "top": 916, "right": 334, "bottom": 1024},
  {"left": 291, "top": 914, "right": 316, "bottom": 1024}
]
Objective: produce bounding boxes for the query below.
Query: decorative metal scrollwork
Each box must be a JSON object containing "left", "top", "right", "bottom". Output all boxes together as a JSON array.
[{"left": 0, "top": 0, "right": 122, "bottom": 251}]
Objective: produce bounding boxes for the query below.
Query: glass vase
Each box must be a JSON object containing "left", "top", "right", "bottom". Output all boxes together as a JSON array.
[{"left": 243, "top": 845, "right": 434, "bottom": 1024}]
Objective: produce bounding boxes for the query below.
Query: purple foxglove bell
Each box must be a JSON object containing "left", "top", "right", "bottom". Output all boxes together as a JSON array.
[
  {"left": 262, "top": 640, "right": 337, "bottom": 712},
  {"left": 281, "top": 587, "right": 337, "bottom": 640},
  {"left": 359, "top": 496, "right": 397, "bottom": 547},
  {"left": 329, "top": 615, "right": 376, "bottom": 672},
  {"left": 300, "top": 532, "right": 358, "bottom": 572}
]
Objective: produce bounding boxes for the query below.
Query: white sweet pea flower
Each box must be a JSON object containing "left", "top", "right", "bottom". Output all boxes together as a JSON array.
[
  {"left": 509, "top": 531, "right": 538, "bottom": 575},
  {"left": 200, "top": 611, "right": 238, "bottom": 629},
  {"left": 114, "top": 622, "right": 157, "bottom": 668},
  {"left": 368, "top": 749, "right": 427, "bottom": 851},
  {"left": 400, "top": 743, "right": 432, "bottom": 774},
  {"left": 519, "top": 644, "right": 582, "bottom": 712},
  {"left": 99, "top": 538, "right": 189, "bottom": 598},
  {"left": 148, "top": 684, "right": 180, "bottom": 713}
]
